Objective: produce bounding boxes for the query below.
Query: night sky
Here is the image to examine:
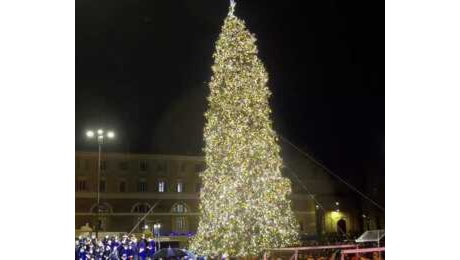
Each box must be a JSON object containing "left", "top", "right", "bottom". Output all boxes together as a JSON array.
[{"left": 76, "top": 0, "right": 384, "bottom": 196}]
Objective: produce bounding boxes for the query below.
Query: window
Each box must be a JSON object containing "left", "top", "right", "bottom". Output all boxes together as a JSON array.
[
  {"left": 158, "top": 181, "right": 165, "bottom": 192},
  {"left": 176, "top": 181, "right": 183, "bottom": 193},
  {"left": 119, "top": 181, "right": 126, "bottom": 192},
  {"left": 133, "top": 203, "right": 150, "bottom": 213},
  {"left": 172, "top": 203, "right": 187, "bottom": 213},
  {"left": 99, "top": 180, "right": 106, "bottom": 192},
  {"left": 119, "top": 161, "right": 128, "bottom": 170},
  {"left": 140, "top": 160, "right": 148, "bottom": 171},
  {"left": 195, "top": 183, "right": 202, "bottom": 192},
  {"left": 91, "top": 203, "right": 112, "bottom": 214},
  {"left": 194, "top": 163, "right": 205, "bottom": 173},
  {"left": 100, "top": 160, "right": 107, "bottom": 171},
  {"left": 175, "top": 217, "right": 186, "bottom": 232},
  {"left": 76, "top": 180, "right": 87, "bottom": 191},
  {"left": 137, "top": 181, "right": 147, "bottom": 192}
]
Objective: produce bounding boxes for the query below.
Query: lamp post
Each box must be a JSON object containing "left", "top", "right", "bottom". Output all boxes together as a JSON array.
[
  {"left": 153, "top": 223, "right": 161, "bottom": 251},
  {"left": 86, "top": 128, "right": 115, "bottom": 239}
]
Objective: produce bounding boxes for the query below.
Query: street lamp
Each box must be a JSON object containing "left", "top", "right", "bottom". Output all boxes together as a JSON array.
[
  {"left": 153, "top": 223, "right": 161, "bottom": 251},
  {"left": 86, "top": 128, "right": 115, "bottom": 239}
]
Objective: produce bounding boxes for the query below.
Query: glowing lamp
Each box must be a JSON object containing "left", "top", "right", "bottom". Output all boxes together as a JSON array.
[{"left": 86, "top": 130, "right": 94, "bottom": 138}]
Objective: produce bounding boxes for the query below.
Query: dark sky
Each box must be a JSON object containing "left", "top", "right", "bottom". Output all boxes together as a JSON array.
[{"left": 76, "top": 0, "right": 384, "bottom": 193}]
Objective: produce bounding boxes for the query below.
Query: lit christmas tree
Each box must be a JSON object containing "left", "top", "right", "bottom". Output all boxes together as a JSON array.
[{"left": 190, "top": 0, "right": 299, "bottom": 257}]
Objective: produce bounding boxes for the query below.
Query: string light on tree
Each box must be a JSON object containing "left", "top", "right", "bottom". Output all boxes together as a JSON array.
[{"left": 190, "top": 0, "right": 299, "bottom": 257}]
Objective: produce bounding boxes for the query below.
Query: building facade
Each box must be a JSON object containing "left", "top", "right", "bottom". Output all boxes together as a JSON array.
[{"left": 76, "top": 151, "right": 365, "bottom": 244}]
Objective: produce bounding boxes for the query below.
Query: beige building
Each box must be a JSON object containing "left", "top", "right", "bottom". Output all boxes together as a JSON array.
[{"left": 75, "top": 151, "right": 364, "bottom": 245}]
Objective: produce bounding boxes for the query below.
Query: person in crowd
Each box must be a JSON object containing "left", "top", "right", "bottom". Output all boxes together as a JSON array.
[
  {"left": 138, "top": 237, "right": 147, "bottom": 260},
  {"left": 127, "top": 240, "right": 135, "bottom": 260},
  {"left": 130, "top": 236, "right": 138, "bottom": 260},
  {"left": 78, "top": 244, "right": 86, "bottom": 260},
  {"left": 103, "top": 236, "right": 109, "bottom": 247},
  {"left": 120, "top": 242, "right": 129, "bottom": 260},
  {"left": 96, "top": 241, "right": 105, "bottom": 260},
  {"left": 146, "top": 238, "right": 155, "bottom": 259},
  {"left": 104, "top": 244, "right": 112, "bottom": 260}
]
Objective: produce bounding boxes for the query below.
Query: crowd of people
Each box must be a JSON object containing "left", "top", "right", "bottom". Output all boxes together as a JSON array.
[
  {"left": 75, "top": 234, "right": 157, "bottom": 260},
  {"left": 76, "top": 234, "right": 384, "bottom": 260}
]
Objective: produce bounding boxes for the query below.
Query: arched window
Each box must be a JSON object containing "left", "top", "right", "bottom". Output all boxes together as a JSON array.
[
  {"left": 131, "top": 202, "right": 151, "bottom": 213},
  {"left": 171, "top": 203, "right": 189, "bottom": 233},
  {"left": 89, "top": 203, "right": 112, "bottom": 231},
  {"left": 90, "top": 203, "right": 113, "bottom": 214}
]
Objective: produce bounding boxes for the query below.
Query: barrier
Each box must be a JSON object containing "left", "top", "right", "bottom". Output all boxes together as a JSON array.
[
  {"left": 263, "top": 244, "right": 358, "bottom": 260},
  {"left": 340, "top": 247, "right": 385, "bottom": 260}
]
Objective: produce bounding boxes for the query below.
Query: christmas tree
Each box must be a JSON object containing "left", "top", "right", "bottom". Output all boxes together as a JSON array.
[{"left": 190, "top": 0, "right": 299, "bottom": 257}]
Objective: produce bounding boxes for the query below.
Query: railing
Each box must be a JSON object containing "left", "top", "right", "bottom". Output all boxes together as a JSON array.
[
  {"left": 75, "top": 212, "right": 201, "bottom": 216},
  {"left": 263, "top": 244, "right": 358, "bottom": 260},
  {"left": 75, "top": 192, "right": 200, "bottom": 199},
  {"left": 75, "top": 192, "right": 319, "bottom": 200},
  {"left": 340, "top": 247, "right": 385, "bottom": 260}
]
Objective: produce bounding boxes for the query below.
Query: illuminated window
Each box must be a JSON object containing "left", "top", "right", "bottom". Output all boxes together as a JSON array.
[
  {"left": 158, "top": 181, "right": 165, "bottom": 192},
  {"left": 177, "top": 181, "right": 183, "bottom": 193}
]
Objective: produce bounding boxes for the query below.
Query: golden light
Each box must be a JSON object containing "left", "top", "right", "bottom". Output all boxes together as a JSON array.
[
  {"left": 86, "top": 130, "right": 94, "bottom": 138},
  {"left": 190, "top": 1, "right": 299, "bottom": 256},
  {"left": 107, "top": 131, "right": 115, "bottom": 139}
]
